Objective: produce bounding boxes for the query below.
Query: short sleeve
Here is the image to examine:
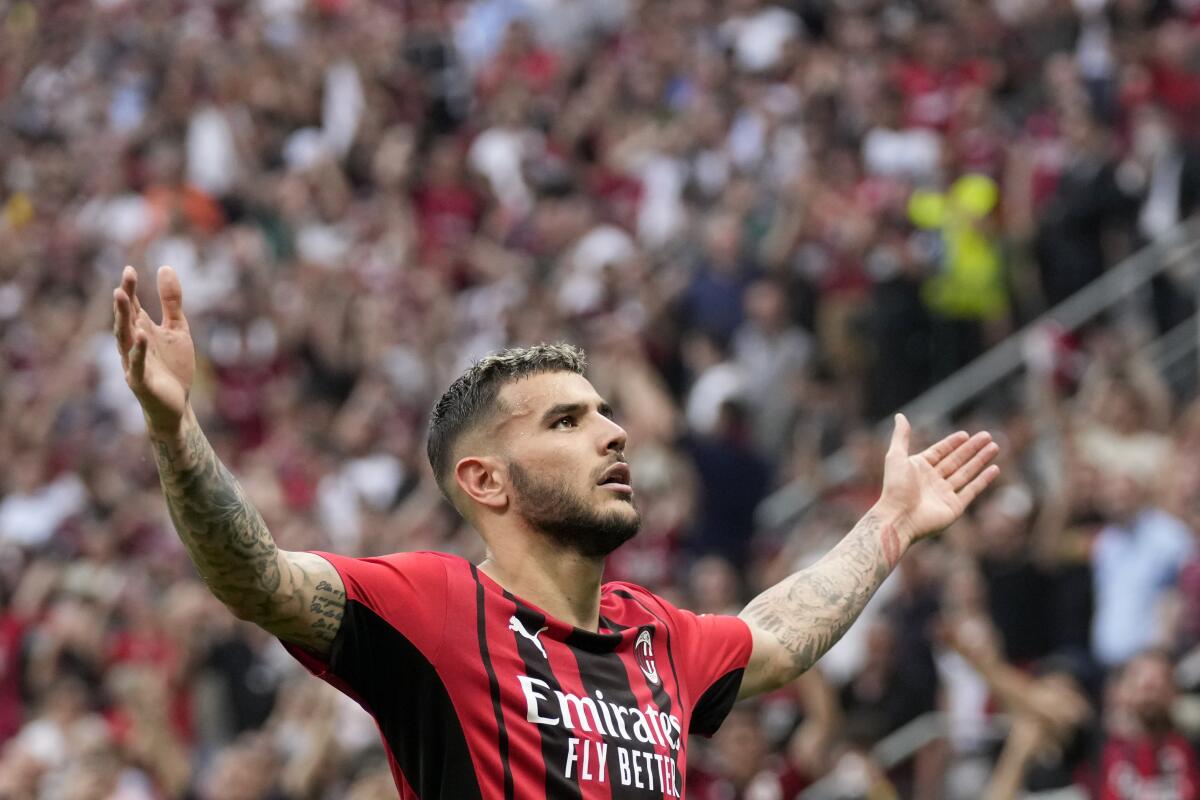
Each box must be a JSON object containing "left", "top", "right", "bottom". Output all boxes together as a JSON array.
[
  {"left": 281, "top": 550, "right": 450, "bottom": 689},
  {"left": 670, "top": 609, "right": 753, "bottom": 735},
  {"left": 614, "top": 584, "right": 753, "bottom": 737}
]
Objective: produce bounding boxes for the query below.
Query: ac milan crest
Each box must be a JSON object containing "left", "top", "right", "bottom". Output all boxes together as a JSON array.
[{"left": 635, "top": 629, "right": 659, "bottom": 685}]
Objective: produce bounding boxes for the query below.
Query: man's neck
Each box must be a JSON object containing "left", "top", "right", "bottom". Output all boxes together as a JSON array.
[
  {"left": 479, "top": 544, "right": 606, "bottom": 631},
  {"left": 1112, "top": 506, "right": 1149, "bottom": 529}
]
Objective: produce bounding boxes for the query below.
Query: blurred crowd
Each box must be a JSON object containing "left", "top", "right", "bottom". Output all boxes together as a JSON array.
[{"left": 2, "top": 0, "right": 1200, "bottom": 797}]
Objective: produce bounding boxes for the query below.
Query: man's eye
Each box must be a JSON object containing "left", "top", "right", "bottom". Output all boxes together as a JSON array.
[{"left": 553, "top": 417, "right": 576, "bottom": 429}]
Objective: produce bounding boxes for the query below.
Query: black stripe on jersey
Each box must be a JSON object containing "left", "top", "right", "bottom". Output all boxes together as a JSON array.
[
  {"left": 505, "top": 594, "right": 583, "bottom": 800},
  {"left": 328, "top": 600, "right": 483, "bottom": 799},
  {"left": 611, "top": 591, "right": 682, "bottom": 704},
  {"left": 472, "top": 566, "right": 515, "bottom": 800},
  {"left": 630, "top": 620, "right": 681, "bottom": 780},
  {"left": 631, "top": 624, "right": 677, "bottom": 715},
  {"left": 569, "top": 625, "right": 623, "bottom": 653},
  {"left": 565, "top": 626, "right": 647, "bottom": 799},
  {"left": 611, "top": 593, "right": 685, "bottom": 791}
]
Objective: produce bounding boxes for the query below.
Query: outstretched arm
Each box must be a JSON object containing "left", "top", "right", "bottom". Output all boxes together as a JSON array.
[
  {"left": 114, "top": 265, "right": 345, "bottom": 656},
  {"left": 984, "top": 714, "right": 1047, "bottom": 800},
  {"left": 942, "top": 614, "right": 1091, "bottom": 740},
  {"left": 737, "top": 416, "right": 999, "bottom": 698},
  {"left": 151, "top": 407, "right": 346, "bottom": 651}
]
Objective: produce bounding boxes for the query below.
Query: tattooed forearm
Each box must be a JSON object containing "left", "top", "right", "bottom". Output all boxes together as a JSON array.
[
  {"left": 740, "top": 512, "right": 907, "bottom": 681},
  {"left": 151, "top": 412, "right": 279, "bottom": 610},
  {"left": 150, "top": 411, "right": 345, "bottom": 653}
]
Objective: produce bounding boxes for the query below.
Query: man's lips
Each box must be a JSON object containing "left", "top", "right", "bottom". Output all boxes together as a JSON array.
[{"left": 598, "top": 463, "right": 633, "bottom": 493}]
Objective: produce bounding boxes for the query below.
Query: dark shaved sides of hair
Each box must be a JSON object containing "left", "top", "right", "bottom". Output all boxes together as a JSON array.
[{"left": 427, "top": 343, "right": 588, "bottom": 504}]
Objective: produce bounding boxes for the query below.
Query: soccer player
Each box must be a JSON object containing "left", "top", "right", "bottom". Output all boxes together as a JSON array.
[{"left": 112, "top": 265, "right": 999, "bottom": 799}]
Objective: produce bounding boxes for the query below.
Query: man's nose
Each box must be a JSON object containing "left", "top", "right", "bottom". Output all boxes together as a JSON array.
[{"left": 601, "top": 418, "right": 628, "bottom": 454}]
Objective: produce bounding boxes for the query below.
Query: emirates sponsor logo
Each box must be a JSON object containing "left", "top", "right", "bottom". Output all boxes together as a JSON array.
[
  {"left": 516, "top": 675, "right": 684, "bottom": 797},
  {"left": 516, "top": 676, "right": 682, "bottom": 751},
  {"left": 635, "top": 629, "right": 659, "bottom": 685}
]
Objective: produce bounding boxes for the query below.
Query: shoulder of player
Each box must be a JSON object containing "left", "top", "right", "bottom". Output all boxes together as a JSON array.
[
  {"left": 314, "top": 549, "right": 466, "bottom": 570},
  {"left": 301, "top": 549, "right": 466, "bottom": 600},
  {"left": 600, "top": 580, "right": 680, "bottom": 619},
  {"left": 600, "top": 579, "right": 651, "bottom": 599}
]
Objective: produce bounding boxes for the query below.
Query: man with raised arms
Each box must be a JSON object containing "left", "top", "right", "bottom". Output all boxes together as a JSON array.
[{"left": 112, "top": 265, "right": 999, "bottom": 799}]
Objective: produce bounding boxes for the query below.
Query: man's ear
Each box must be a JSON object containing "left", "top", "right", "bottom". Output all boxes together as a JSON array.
[{"left": 454, "top": 456, "right": 508, "bottom": 512}]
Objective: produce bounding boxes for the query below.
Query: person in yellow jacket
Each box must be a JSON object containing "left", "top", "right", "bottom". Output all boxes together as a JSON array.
[{"left": 908, "top": 174, "right": 1008, "bottom": 375}]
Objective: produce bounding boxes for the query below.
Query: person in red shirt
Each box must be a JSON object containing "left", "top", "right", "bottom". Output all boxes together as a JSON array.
[
  {"left": 411, "top": 135, "right": 483, "bottom": 263},
  {"left": 476, "top": 20, "right": 561, "bottom": 101},
  {"left": 0, "top": 609, "right": 26, "bottom": 745},
  {"left": 892, "top": 19, "right": 993, "bottom": 133},
  {"left": 1144, "top": 20, "right": 1200, "bottom": 141},
  {"left": 110, "top": 265, "right": 999, "bottom": 798},
  {"left": 686, "top": 705, "right": 811, "bottom": 799},
  {"left": 1097, "top": 650, "right": 1200, "bottom": 800}
]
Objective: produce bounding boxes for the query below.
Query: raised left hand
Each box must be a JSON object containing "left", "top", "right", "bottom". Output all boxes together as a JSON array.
[{"left": 879, "top": 414, "right": 1000, "bottom": 544}]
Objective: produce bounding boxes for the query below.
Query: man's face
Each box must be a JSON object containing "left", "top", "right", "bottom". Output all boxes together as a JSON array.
[
  {"left": 1098, "top": 472, "right": 1146, "bottom": 521},
  {"left": 495, "top": 372, "right": 640, "bottom": 558},
  {"left": 1123, "top": 654, "right": 1175, "bottom": 730}
]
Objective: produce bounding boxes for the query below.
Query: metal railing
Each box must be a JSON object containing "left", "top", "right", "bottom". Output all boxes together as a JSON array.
[
  {"left": 1147, "top": 312, "right": 1199, "bottom": 397},
  {"left": 757, "top": 216, "right": 1200, "bottom": 533},
  {"left": 798, "top": 711, "right": 1009, "bottom": 799}
]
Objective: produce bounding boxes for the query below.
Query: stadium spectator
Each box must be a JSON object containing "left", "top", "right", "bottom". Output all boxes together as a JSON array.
[{"left": 1095, "top": 650, "right": 1200, "bottom": 800}]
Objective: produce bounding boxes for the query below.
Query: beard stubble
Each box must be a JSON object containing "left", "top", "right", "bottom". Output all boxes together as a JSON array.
[{"left": 508, "top": 459, "right": 640, "bottom": 559}]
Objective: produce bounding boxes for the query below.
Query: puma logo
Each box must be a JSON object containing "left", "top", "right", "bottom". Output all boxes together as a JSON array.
[{"left": 509, "top": 616, "right": 548, "bottom": 659}]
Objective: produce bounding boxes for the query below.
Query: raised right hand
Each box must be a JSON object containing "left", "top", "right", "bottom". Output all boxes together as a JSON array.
[
  {"left": 876, "top": 414, "right": 1000, "bottom": 545},
  {"left": 113, "top": 265, "right": 195, "bottom": 437}
]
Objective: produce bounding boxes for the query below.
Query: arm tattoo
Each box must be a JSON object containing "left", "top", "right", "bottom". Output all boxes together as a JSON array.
[
  {"left": 740, "top": 513, "right": 905, "bottom": 679},
  {"left": 151, "top": 418, "right": 344, "bottom": 652}
]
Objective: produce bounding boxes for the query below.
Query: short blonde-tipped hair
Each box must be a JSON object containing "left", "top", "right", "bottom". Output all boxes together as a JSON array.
[{"left": 426, "top": 343, "right": 588, "bottom": 501}]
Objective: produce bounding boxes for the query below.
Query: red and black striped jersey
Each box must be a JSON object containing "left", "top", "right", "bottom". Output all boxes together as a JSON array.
[{"left": 282, "top": 550, "right": 753, "bottom": 799}]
